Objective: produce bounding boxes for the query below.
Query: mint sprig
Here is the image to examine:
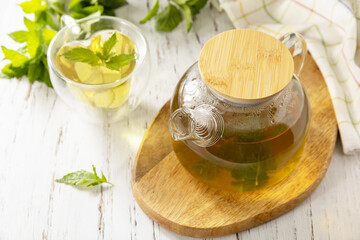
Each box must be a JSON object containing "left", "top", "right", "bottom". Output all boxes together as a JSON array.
[
  {"left": 105, "top": 54, "right": 135, "bottom": 70},
  {"left": 155, "top": 4, "right": 183, "bottom": 32},
  {"left": 61, "top": 33, "right": 136, "bottom": 71},
  {"left": 62, "top": 48, "right": 101, "bottom": 66},
  {"left": 140, "top": 0, "right": 208, "bottom": 32},
  {"left": 56, "top": 165, "right": 113, "bottom": 187},
  {"left": 101, "top": 32, "right": 117, "bottom": 59},
  {"left": 139, "top": 0, "right": 159, "bottom": 24},
  {"left": 1, "top": 0, "right": 126, "bottom": 87}
]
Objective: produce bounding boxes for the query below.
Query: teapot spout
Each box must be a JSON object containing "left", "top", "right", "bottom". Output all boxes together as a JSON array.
[{"left": 169, "top": 104, "right": 224, "bottom": 147}]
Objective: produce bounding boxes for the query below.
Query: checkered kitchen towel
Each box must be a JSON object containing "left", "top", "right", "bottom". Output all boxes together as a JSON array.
[{"left": 217, "top": 0, "right": 360, "bottom": 155}]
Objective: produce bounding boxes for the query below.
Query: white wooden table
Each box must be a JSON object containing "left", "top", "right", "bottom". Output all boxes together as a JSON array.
[{"left": 0, "top": 1, "right": 359, "bottom": 239}]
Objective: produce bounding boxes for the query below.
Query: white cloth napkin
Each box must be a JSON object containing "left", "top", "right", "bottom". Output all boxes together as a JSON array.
[{"left": 218, "top": 0, "right": 360, "bottom": 155}]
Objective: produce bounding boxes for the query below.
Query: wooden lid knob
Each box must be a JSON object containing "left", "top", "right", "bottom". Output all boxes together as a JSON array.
[{"left": 198, "top": 29, "right": 294, "bottom": 101}]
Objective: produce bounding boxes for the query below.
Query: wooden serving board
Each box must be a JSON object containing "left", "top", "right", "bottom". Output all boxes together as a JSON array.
[{"left": 131, "top": 54, "right": 338, "bottom": 238}]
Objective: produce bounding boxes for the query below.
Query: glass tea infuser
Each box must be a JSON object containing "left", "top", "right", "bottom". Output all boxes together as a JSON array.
[{"left": 169, "top": 29, "right": 310, "bottom": 192}]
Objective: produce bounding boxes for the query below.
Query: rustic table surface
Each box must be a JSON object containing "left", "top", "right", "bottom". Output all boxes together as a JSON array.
[{"left": 0, "top": 1, "right": 359, "bottom": 240}]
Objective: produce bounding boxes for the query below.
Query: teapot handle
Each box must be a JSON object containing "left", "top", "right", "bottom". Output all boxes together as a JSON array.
[
  {"left": 279, "top": 32, "right": 307, "bottom": 77},
  {"left": 169, "top": 104, "right": 224, "bottom": 147}
]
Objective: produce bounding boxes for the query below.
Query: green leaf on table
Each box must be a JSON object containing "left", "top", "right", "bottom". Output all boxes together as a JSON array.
[
  {"left": 27, "top": 30, "right": 42, "bottom": 57},
  {"left": 105, "top": 53, "right": 135, "bottom": 70},
  {"left": 98, "top": 0, "right": 127, "bottom": 8},
  {"left": 1, "top": 63, "right": 29, "bottom": 78},
  {"left": 68, "top": 0, "right": 84, "bottom": 11},
  {"left": 39, "top": 58, "right": 52, "bottom": 87},
  {"left": 34, "top": 9, "right": 47, "bottom": 26},
  {"left": 180, "top": 4, "right": 192, "bottom": 32},
  {"left": 42, "top": 71, "right": 52, "bottom": 87},
  {"left": 172, "top": 0, "right": 187, "bottom": 5},
  {"left": 140, "top": 0, "right": 159, "bottom": 24},
  {"left": 48, "top": 0, "right": 66, "bottom": 17},
  {"left": 61, "top": 47, "right": 101, "bottom": 66},
  {"left": 8, "top": 31, "right": 29, "bottom": 43},
  {"left": 1, "top": 46, "right": 29, "bottom": 67},
  {"left": 2, "top": 64, "right": 18, "bottom": 78},
  {"left": 71, "top": 5, "right": 104, "bottom": 19},
  {"left": 19, "top": 0, "right": 44, "bottom": 14},
  {"left": 44, "top": 11, "right": 59, "bottom": 30},
  {"left": 56, "top": 165, "right": 113, "bottom": 187},
  {"left": 24, "top": 17, "right": 39, "bottom": 31},
  {"left": 17, "top": 46, "right": 28, "bottom": 55},
  {"left": 42, "top": 28, "right": 57, "bottom": 45},
  {"left": 28, "top": 60, "right": 45, "bottom": 83},
  {"left": 102, "top": 33, "right": 117, "bottom": 59},
  {"left": 103, "top": 8, "right": 116, "bottom": 16},
  {"left": 155, "top": 4, "right": 182, "bottom": 32},
  {"left": 186, "top": 0, "right": 208, "bottom": 15}
]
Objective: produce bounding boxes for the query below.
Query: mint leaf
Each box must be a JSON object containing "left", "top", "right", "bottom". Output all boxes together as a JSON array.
[
  {"left": 102, "top": 33, "right": 117, "bottom": 59},
  {"left": 44, "top": 11, "right": 59, "bottom": 30},
  {"left": 180, "top": 4, "right": 192, "bottom": 32},
  {"left": 155, "top": 4, "right": 182, "bottom": 32},
  {"left": 1, "top": 63, "right": 29, "bottom": 78},
  {"left": 48, "top": 0, "right": 66, "bottom": 16},
  {"left": 61, "top": 36, "right": 134, "bottom": 71},
  {"left": 34, "top": 9, "right": 47, "bottom": 25},
  {"left": 41, "top": 70, "right": 52, "bottom": 87},
  {"left": 98, "top": 0, "right": 127, "bottom": 8},
  {"left": 17, "top": 46, "right": 28, "bottom": 54},
  {"left": 28, "top": 60, "right": 44, "bottom": 83},
  {"left": 141, "top": 0, "right": 208, "bottom": 32},
  {"left": 172, "top": 0, "right": 187, "bottom": 4},
  {"left": 8, "top": 31, "right": 29, "bottom": 43},
  {"left": 39, "top": 58, "right": 52, "bottom": 87},
  {"left": 27, "top": 30, "right": 42, "bottom": 57},
  {"left": 42, "top": 28, "right": 57, "bottom": 45},
  {"left": 1, "top": 46, "right": 29, "bottom": 67},
  {"left": 71, "top": 5, "right": 104, "bottom": 19},
  {"left": 140, "top": 0, "right": 159, "bottom": 24},
  {"left": 62, "top": 47, "right": 101, "bottom": 66},
  {"left": 56, "top": 165, "right": 113, "bottom": 187},
  {"left": 103, "top": 8, "right": 116, "bottom": 16},
  {"left": 105, "top": 53, "right": 135, "bottom": 70},
  {"left": 19, "top": 0, "right": 43, "bottom": 14},
  {"left": 24, "top": 17, "right": 39, "bottom": 31},
  {"left": 2, "top": 64, "right": 19, "bottom": 78},
  {"left": 187, "top": 0, "right": 208, "bottom": 15},
  {"left": 68, "top": 0, "right": 84, "bottom": 11}
]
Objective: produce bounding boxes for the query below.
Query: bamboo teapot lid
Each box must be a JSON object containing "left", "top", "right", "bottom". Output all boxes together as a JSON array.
[{"left": 198, "top": 29, "right": 294, "bottom": 101}]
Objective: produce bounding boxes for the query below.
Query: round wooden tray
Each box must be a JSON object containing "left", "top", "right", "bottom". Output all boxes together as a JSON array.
[{"left": 131, "top": 54, "right": 338, "bottom": 238}]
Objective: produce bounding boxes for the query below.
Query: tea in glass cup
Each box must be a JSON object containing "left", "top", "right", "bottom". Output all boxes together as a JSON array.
[{"left": 48, "top": 16, "right": 150, "bottom": 123}]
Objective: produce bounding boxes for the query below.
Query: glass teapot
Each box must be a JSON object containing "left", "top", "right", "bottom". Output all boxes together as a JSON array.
[{"left": 169, "top": 29, "right": 310, "bottom": 192}]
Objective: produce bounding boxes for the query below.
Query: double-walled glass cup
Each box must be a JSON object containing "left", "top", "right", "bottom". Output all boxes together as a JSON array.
[{"left": 48, "top": 16, "right": 150, "bottom": 123}]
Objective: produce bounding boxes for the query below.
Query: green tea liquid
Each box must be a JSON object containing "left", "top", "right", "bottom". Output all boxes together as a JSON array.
[
  {"left": 172, "top": 102, "right": 309, "bottom": 192},
  {"left": 55, "top": 30, "right": 136, "bottom": 109}
]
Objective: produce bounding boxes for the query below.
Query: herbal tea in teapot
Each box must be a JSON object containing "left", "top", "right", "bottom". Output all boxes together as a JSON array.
[
  {"left": 169, "top": 30, "right": 310, "bottom": 192},
  {"left": 171, "top": 96, "right": 309, "bottom": 192}
]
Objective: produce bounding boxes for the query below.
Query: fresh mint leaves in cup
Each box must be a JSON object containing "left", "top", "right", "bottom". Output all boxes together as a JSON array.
[{"left": 47, "top": 16, "right": 150, "bottom": 123}]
